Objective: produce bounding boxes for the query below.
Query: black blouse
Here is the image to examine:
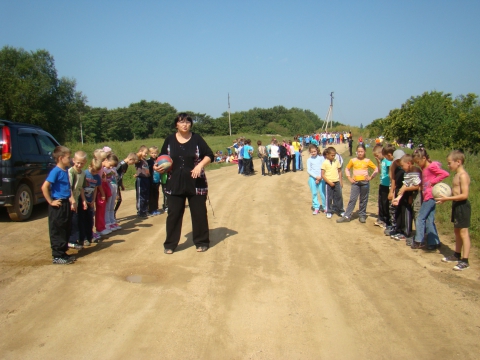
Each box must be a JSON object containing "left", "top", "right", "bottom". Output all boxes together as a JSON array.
[{"left": 160, "top": 132, "right": 214, "bottom": 196}]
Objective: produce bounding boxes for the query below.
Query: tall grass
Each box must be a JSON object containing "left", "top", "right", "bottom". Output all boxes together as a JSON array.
[{"left": 356, "top": 145, "right": 479, "bottom": 250}]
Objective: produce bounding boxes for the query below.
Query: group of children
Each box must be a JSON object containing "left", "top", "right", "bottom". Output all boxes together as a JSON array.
[
  {"left": 307, "top": 142, "right": 472, "bottom": 271},
  {"left": 42, "top": 139, "right": 472, "bottom": 271},
  {"left": 42, "top": 144, "right": 167, "bottom": 264}
]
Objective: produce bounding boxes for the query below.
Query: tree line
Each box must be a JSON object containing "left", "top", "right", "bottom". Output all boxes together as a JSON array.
[
  {"left": 0, "top": 46, "right": 333, "bottom": 143},
  {"left": 3, "top": 46, "right": 478, "bottom": 151},
  {"left": 366, "top": 91, "right": 480, "bottom": 153}
]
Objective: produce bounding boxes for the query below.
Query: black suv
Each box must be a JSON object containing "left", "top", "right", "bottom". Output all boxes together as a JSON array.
[{"left": 0, "top": 120, "right": 60, "bottom": 221}]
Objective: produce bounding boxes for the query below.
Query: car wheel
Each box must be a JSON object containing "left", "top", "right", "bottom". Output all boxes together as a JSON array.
[{"left": 7, "top": 184, "right": 34, "bottom": 221}]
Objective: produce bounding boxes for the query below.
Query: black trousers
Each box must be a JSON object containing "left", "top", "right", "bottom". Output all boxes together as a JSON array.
[
  {"left": 48, "top": 200, "right": 71, "bottom": 258},
  {"left": 114, "top": 187, "right": 122, "bottom": 215},
  {"left": 243, "top": 158, "right": 252, "bottom": 175},
  {"left": 378, "top": 185, "right": 390, "bottom": 225},
  {"left": 69, "top": 196, "right": 93, "bottom": 243},
  {"left": 164, "top": 194, "right": 209, "bottom": 250},
  {"left": 325, "top": 181, "right": 344, "bottom": 215},
  {"left": 149, "top": 182, "right": 160, "bottom": 212},
  {"left": 396, "top": 200, "right": 413, "bottom": 237},
  {"left": 136, "top": 177, "right": 150, "bottom": 214}
]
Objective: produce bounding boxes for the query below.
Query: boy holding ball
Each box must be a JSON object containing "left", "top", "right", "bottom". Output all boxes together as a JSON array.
[{"left": 436, "top": 150, "right": 471, "bottom": 271}]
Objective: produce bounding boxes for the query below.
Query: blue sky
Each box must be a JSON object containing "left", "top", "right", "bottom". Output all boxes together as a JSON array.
[{"left": 2, "top": 0, "right": 479, "bottom": 126}]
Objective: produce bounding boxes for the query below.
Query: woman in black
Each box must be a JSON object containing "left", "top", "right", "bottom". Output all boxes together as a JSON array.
[{"left": 159, "top": 113, "right": 214, "bottom": 254}]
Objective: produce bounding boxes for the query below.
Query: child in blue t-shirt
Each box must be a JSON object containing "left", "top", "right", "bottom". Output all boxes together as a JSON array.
[{"left": 41, "top": 146, "right": 75, "bottom": 265}]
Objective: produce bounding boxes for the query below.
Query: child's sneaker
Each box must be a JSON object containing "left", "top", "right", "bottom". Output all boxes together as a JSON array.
[
  {"left": 109, "top": 224, "right": 119, "bottom": 231},
  {"left": 53, "top": 257, "right": 74, "bottom": 265},
  {"left": 312, "top": 209, "right": 319, "bottom": 215},
  {"left": 92, "top": 232, "right": 101, "bottom": 242},
  {"left": 374, "top": 220, "right": 385, "bottom": 227},
  {"left": 68, "top": 242, "right": 83, "bottom": 250},
  {"left": 65, "top": 254, "right": 76, "bottom": 262},
  {"left": 326, "top": 213, "right": 332, "bottom": 219},
  {"left": 114, "top": 223, "right": 122, "bottom": 230},
  {"left": 83, "top": 240, "right": 91, "bottom": 246},
  {"left": 336, "top": 216, "right": 350, "bottom": 223},
  {"left": 405, "top": 237, "right": 413, "bottom": 246},
  {"left": 99, "top": 229, "right": 112, "bottom": 236},
  {"left": 410, "top": 241, "right": 425, "bottom": 250},
  {"left": 384, "top": 227, "right": 396, "bottom": 236},
  {"left": 442, "top": 254, "right": 461, "bottom": 263},
  {"left": 453, "top": 261, "right": 469, "bottom": 271},
  {"left": 394, "top": 234, "right": 406, "bottom": 241}
]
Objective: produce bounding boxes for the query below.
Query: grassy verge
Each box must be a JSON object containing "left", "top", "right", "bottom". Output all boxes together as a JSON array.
[{"left": 343, "top": 146, "right": 479, "bottom": 251}]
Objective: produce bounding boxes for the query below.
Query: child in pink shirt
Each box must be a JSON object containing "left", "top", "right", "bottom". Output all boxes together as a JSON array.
[{"left": 411, "top": 147, "right": 449, "bottom": 250}]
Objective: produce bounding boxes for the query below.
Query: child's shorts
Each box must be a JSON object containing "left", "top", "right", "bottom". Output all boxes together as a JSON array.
[{"left": 451, "top": 200, "right": 470, "bottom": 229}]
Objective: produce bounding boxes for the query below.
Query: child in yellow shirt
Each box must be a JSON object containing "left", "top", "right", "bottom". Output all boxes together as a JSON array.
[{"left": 337, "top": 144, "right": 378, "bottom": 223}]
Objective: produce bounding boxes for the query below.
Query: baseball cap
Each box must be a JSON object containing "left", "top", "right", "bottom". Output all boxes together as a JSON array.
[{"left": 393, "top": 149, "right": 405, "bottom": 161}]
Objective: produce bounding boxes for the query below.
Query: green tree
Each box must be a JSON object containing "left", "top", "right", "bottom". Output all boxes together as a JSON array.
[{"left": 0, "top": 46, "right": 86, "bottom": 142}]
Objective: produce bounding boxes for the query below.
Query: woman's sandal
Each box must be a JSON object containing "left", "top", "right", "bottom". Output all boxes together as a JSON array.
[
  {"left": 196, "top": 246, "right": 209, "bottom": 253},
  {"left": 164, "top": 249, "right": 174, "bottom": 254}
]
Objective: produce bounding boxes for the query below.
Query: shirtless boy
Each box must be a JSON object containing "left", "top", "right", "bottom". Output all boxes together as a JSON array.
[{"left": 436, "top": 150, "right": 471, "bottom": 271}]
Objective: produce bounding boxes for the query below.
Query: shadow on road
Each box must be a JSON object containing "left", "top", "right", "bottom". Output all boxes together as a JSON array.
[
  {"left": 175, "top": 226, "right": 238, "bottom": 252},
  {"left": 75, "top": 239, "right": 125, "bottom": 259}
]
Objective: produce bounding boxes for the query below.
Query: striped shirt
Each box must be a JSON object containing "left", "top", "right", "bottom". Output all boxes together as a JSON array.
[{"left": 345, "top": 158, "right": 378, "bottom": 181}]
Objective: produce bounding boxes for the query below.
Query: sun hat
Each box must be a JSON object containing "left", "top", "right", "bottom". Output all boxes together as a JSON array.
[{"left": 393, "top": 149, "right": 406, "bottom": 161}]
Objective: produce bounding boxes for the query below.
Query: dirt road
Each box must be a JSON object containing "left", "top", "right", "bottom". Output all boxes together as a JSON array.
[{"left": 1, "top": 144, "right": 479, "bottom": 359}]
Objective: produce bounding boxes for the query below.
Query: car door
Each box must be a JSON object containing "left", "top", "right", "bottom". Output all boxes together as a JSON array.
[{"left": 16, "top": 130, "right": 45, "bottom": 201}]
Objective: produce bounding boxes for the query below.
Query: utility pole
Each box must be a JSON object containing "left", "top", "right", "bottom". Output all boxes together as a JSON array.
[
  {"left": 228, "top": 93, "right": 232, "bottom": 136},
  {"left": 322, "top": 92, "right": 334, "bottom": 131}
]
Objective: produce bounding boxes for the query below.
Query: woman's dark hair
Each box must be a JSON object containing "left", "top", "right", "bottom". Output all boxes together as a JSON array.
[
  {"left": 175, "top": 113, "right": 193, "bottom": 125},
  {"left": 356, "top": 144, "right": 366, "bottom": 151}
]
